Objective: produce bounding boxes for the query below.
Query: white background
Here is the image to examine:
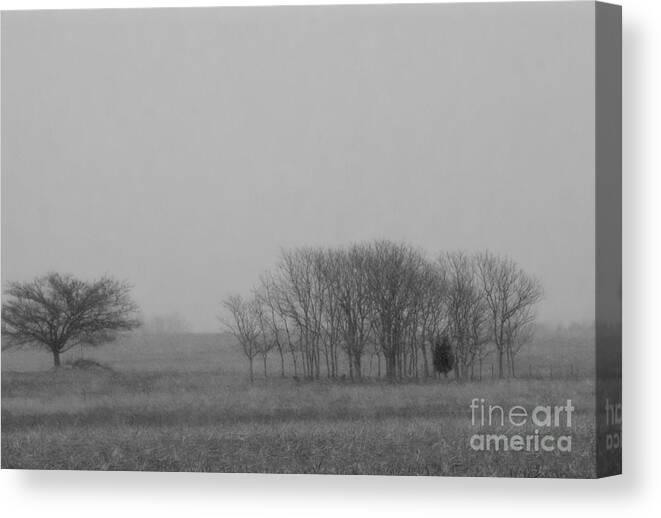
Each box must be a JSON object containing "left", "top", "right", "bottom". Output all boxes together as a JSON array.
[{"left": 0, "top": 0, "right": 657, "bottom": 516}]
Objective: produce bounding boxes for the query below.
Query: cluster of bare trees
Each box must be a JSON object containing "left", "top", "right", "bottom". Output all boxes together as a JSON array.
[{"left": 221, "top": 241, "right": 542, "bottom": 382}]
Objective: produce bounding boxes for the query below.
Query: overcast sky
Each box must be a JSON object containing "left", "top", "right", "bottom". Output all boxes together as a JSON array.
[{"left": 1, "top": 3, "right": 595, "bottom": 332}]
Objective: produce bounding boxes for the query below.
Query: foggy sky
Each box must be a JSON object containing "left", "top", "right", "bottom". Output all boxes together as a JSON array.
[{"left": 1, "top": 3, "right": 596, "bottom": 332}]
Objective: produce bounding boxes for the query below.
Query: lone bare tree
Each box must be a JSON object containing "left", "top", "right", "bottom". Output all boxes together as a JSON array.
[{"left": 1, "top": 273, "right": 141, "bottom": 367}]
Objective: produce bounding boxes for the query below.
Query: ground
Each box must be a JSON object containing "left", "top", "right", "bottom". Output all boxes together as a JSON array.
[{"left": 1, "top": 334, "right": 596, "bottom": 477}]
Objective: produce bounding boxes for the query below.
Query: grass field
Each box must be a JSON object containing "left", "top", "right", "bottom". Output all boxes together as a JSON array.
[{"left": 1, "top": 333, "right": 597, "bottom": 477}]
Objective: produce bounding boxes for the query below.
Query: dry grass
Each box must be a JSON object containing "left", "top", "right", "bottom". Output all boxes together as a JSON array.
[
  {"left": 2, "top": 364, "right": 596, "bottom": 477},
  {"left": 2, "top": 333, "right": 597, "bottom": 476}
]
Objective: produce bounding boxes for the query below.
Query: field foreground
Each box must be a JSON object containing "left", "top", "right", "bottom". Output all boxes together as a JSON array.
[{"left": 2, "top": 367, "right": 596, "bottom": 477}]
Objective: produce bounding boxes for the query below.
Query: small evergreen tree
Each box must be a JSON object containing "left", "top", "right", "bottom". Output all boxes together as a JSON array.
[{"left": 433, "top": 335, "right": 454, "bottom": 377}]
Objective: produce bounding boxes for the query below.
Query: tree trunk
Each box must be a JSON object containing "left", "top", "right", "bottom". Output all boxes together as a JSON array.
[
  {"left": 323, "top": 345, "right": 330, "bottom": 378},
  {"left": 249, "top": 358, "right": 254, "bottom": 383},
  {"left": 315, "top": 346, "right": 321, "bottom": 380},
  {"left": 421, "top": 342, "right": 429, "bottom": 378},
  {"left": 498, "top": 349, "right": 505, "bottom": 379},
  {"left": 386, "top": 354, "right": 397, "bottom": 380},
  {"left": 52, "top": 349, "right": 61, "bottom": 368},
  {"left": 353, "top": 354, "right": 362, "bottom": 380},
  {"left": 333, "top": 344, "right": 339, "bottom": 378},
  {"left": 290, "top": 349, "right": 298, "bottom": 377},
  {"left": 262, "top": 354, "right": 268, "bottom": 378},
  {"left": 509, "top": 349, "right": 517, "bottom": 379}
]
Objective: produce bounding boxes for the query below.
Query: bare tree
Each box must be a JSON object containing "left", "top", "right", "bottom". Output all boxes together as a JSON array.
[
  {"left": 439, "top": 252, "right": 489, "bottom": 381},
  {"left": 475, "top": 251, "right": 543, "bottom": 379},
  {"left": 141, "top": 312, "right": 192, "bottom": 350},
  {"left": 144, "top": 312, "right": 192, "bottom": 335},
  {"left": 275, "top": 248, "right": 325, "bottom": 379},
  {"left": 330, "top": 245, "right": 373, "bottom": 380},
  {"left": 2, "top": 273, "right": 141, "bottom": 367},
  {"left": 221, "top": 294, "right": 261, "bottom": 382},
  {"left": 253, "top": 294, "right": 276, "bottom": 378},
  {"left": 503, "top": 304, "right": 537, "bottom": 378},
  {"left": 408, "top": 260, "right": 447, "bottom": 378},
  {"left": 362, "top": 241, "right": 427, "bottom": 380},
  {"left": 256, "top": 276, "right": 287, "bottom": 377},
  {"left": 258, "top": 270, "right": 303, "bottom": 378},
  {"left": 313, "top": 248, "right": 341, "bottom": 378}
]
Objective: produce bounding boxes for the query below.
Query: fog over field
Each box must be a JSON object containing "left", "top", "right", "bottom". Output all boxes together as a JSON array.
[
  {"left": 1, "top": 3, "right": 613, "bottom": 478},
  {"left": 1, "top": 4, "right": 595, "bottom": 332}
]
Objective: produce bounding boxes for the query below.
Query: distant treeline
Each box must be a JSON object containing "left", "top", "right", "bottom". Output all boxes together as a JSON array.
[{"left": 221, "top": 240, "right": 542, "bottom": 382}]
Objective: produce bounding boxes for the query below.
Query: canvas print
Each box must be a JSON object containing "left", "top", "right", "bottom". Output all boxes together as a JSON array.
[{"left": 1, "top": 2, "right": 621, "bottom": 478}]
